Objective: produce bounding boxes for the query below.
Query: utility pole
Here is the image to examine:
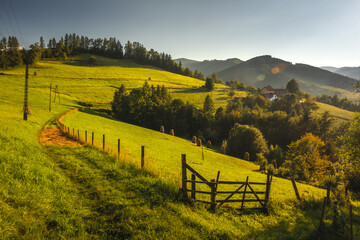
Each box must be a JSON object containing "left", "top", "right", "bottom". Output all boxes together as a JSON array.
[
  {"left": 23, "top": 64, "right": 29, "bottom": 120},
  {"left": 49, "top": 84, "right": 52, "bottom": 112}
]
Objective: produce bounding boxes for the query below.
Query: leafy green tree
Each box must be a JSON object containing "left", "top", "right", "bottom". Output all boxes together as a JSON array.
[
  {"left": 283, "top": 133, "right": 332, "bottom": 181},
  {"left": 203, "top": 95, "right": 215, "bottom": 116},
  {"left": 338, "top": 113, "right": 360, "bottom": 192},
  {"left": 227, "top": 124, "right": 268, "bottom": 161},
  {"left": 286, "top": 79, "right": 300, "bottom": 94},
  {"left": 205, "top": 77, "right": 215, "bottom": 91}
]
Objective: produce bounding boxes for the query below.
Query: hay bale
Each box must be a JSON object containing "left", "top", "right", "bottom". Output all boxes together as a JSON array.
[
  {"left": 169, "top": 129, "right": 174, "bottom": 136},
  {"left": 220, "top": 144, "right": 226, "bottom": 154},
  {"left": 244, "top": 152, "right": 250, "bottom": 161},
  {"left": 206, "top": 140, "right": 212, "bottom": 148},
  {"left": 160, "top": 125, "right": 165, "bottom": 133},
  {"left": 192, "top": 136, "right": 197, "bottom": 144},
  {"left": 197, "top": 138, "right": 202, "bottom": 147},
  {"left": 34, "top": 71, "right": 37, "bottom": 76},
  {"left": 272, "top": 160, "right": 277, "bottom": 169}
]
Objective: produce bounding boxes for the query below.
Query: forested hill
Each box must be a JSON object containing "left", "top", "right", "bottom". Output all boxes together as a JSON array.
[
  {"left": 217, "top": 55, "right": 358, "bottom": 98},
  {"left": 321, "top": 66, "right": 360, "bottom": 80},
  {"left": 175, "top": 58, "right": 243, "bottom": 76}
]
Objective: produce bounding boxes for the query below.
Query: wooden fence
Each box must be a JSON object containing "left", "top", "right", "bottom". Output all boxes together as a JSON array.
[{"left": 181, "top": 154, "right": 272, "bottom": 212}]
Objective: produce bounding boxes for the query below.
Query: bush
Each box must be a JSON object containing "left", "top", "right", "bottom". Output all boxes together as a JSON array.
[
  {"left": 256, "top": 153, "right": 268, "bottom": 171},
  {"left": 227, "top": 124, "right": 268, "bottom": 161},
  {"left": 88, "top": 55, "right": 98, "bottom": 65},
  {"left": 205, "top": 77, "right": 214, "bottom": 91},
  {"left": 228, "top": 90, "right": 235, "bottom": 97}
]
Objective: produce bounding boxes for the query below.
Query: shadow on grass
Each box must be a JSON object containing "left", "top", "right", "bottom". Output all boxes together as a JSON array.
[
  {"left": 78, "top": 108, "right": 114, "bottom": 121},
  {"left": 172, "top": 87, "right": 209, "bottom": 94}
]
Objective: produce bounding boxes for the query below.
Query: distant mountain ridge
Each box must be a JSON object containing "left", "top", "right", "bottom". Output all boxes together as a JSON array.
[
  {"left": 174, "top": 58, "right": 242, "bottom": 76},
  {"left": 216, "top": 55, "right": 358, "bottom": 98},
  {"left": 321, "top": 66, "right": 360, "bottom": 80}
]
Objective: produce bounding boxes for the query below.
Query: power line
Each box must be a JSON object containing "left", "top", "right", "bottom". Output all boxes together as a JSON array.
[
  {"left": 0, "top": 24, "right": 5, "bottom": 39},
  {"left": 0, "top": 11, "right": 11, "bottom": 37},
  {"left": 8, "top": 0, "right": 27, "bottom": 48},
  {"left": 1, "top": 0, "right": 17, "bottom": 37}
]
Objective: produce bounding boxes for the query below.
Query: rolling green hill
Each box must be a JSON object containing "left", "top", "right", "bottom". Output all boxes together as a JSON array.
[
  {"left": 218, "top": 55, "right": 359, "bottom": 99},
  {"left": 175, "top": 58, "right": 243, "bottom": 76},
  {"left": 0, "top": 55, "right": 359, "bottom": 239},
  {"left": 3, "top": 54, "right": 243, "bottom": 109},
  {"left": 316, "top": 102, "right": 355, "bottom": 121}
]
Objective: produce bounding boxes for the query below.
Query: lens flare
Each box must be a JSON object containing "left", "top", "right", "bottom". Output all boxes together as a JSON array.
[
  {"left": 257, "top": 74, "right": 265, "bottom": 81},
  {"left": 271, "top": 64, "right": 287, "bottom": 74}
]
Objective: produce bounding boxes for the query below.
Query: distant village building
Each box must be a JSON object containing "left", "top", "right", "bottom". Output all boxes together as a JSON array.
[
  {"left": 260, "top": 86, "right": 289, "bottom": 101},
  {"left": 2, "top": 46, "right": 24, "bottom": 51}
]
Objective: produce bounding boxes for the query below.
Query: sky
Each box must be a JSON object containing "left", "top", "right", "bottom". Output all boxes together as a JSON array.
[{"left": 1, "top": 0, "right": 360, "bottom": 67}]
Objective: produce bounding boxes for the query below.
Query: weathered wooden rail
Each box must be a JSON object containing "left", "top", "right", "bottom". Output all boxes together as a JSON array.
[{"left": 181, "top": 154, "right": 272, "bottom": 212}]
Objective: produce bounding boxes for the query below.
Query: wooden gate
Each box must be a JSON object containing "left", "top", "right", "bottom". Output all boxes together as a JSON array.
[{"left": 181, "top": 154, "right": 272, "bottom": 211}]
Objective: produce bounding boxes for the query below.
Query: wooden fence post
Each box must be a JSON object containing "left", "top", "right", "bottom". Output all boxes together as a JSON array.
[
  {"left": 77, "top": 130, "right": 80, "bottom": 141},
  {"left": 215, "top": 171, "right": 220, "bottom": 190},
  {"left": 118, "top": 139, "right": 120, "bottom": 160},
  {"left": 350, "top": 204, "right": 353, "bottom": 240},
  {"left": 67, "top": 127, "right": 69, "bottom": 135},
  {"left": 318, "top": 197, "right": 327, "bottom": 230},
  {"left": 326, "top": 186, "right": 330, "bottom": 205},
  {"left": 181, "top": 154, "right": 187, "bottom": 199},
  {"left": 103, "top": 134, "right": 105, "bottom": 151},
  {"left": 85, "top": 131, "right": 87, "bottom": 143},
  {"left": 191, "top": 174, "right": 196, "bottom": 199},
  {"left": 264, "top": 172, "right": 271, "bottom": 209},
  {"left": 141, "top": 146, "right": 145, "bottom": 169},
  {"left": 92, "top": 132, "right": 94, "bottom": 145},
  {"left": 72, "top": 128, "right": 74, "bottom": 138},
  {"left": 49, "top": 84, "right": 52, "bottom": 112},
  {"left": 241, "top": 176, "right": 249, "bottom": 209},
  {"left": 291, "top": 178, "right": 301, "bottom": 200},
  {"left": 210, "top": 179, "right": 216, "bottom": 211}
]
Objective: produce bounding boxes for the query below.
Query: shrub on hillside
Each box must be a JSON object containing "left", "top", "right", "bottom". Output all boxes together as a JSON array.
[
  {"left": 227, "top": 124, "right": 268, "bottom": 161},
  {"left": 88, "top": 56, "right": 98, "bottom": 65},
  {"left": 282, "top": 133, "right": 332, "bottom": 181},
  {"left": 205, "top": 77, "right": 214, "bottom": 91}
]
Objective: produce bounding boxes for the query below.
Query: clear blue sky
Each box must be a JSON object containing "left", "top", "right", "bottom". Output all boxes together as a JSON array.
[{"left": 1, "top": 0, "right": 359, "bottom": 67}]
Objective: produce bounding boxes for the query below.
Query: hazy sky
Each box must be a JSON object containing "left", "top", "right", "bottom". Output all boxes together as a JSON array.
[{"left": 1, "top": 0, "right": 360, "bottom": 67}]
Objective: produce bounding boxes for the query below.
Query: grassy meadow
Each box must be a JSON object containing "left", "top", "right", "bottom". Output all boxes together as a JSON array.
[
  {"left": 4, "top": 54, "right": 243, "bottom": 108},
  {"left": 316, "top": 102, "right": 354, "bottom": 121},
  {"left": 0, "top": 55, "right": 359, "bottom": 239}
]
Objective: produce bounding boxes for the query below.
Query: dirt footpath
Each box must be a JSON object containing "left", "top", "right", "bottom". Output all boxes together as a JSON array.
[{"left": 39, "top": 127, "right": 82, "bottom": 147}]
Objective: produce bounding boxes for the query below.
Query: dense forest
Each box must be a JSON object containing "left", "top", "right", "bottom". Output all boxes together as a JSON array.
[{"left": 0, "top": 35, "right": 205, "bottom": 80}]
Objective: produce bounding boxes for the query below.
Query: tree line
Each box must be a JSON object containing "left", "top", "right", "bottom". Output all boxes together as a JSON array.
[
  {"left": 111, "top": 79, "right": 356, "bottom": 192},
  {"left": 0, "top": 34, "right": 206, "bottom": 80},
  {"left": 313, "top": 94, "right": 360, "bottom": 112}
]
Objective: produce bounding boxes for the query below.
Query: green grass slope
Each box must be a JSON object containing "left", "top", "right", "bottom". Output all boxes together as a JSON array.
[
  {"left": 0, "top": 56, "right": 359, "bottom": 239},
  {"left": 316, "top": 101, "right": 355, "bottom": 121},
  {"left": 61, "top": 109, "right": 325, "bottom": 204},
  {"left": 3, "top": 54, "right": 241, "bottom": 108}
]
